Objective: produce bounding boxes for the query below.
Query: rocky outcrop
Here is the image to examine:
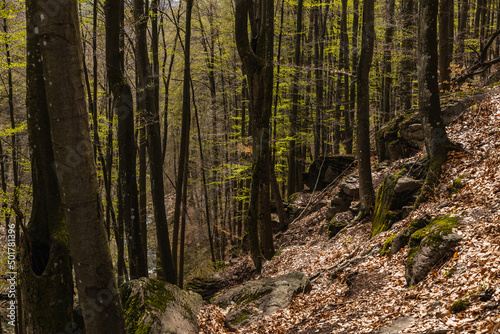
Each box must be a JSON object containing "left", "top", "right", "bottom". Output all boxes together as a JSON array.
[
  {"left": 405, "top": 215, "right": 462, "bottom": 287},
  {"left": 325, "top": 174, "right": 359, "bottom": 221},
  {"left": 120, "top": 278, "right": 202, "bottom": 334},
  {"left": 213, "top": 271, "right": 312, "bottom": 331},
  {"left": 185, "top": 275, "right": 224, "bottom": 301},
  {"left": 302, "top": 155, "right": 356, "bottom": 190}
]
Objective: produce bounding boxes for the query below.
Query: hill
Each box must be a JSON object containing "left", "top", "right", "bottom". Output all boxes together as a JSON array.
[{"left": 198, "top": 87, "right": 500, "bottom": 333}]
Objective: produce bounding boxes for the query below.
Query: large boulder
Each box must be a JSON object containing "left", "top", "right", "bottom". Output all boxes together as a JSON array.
[
  {"left": 120, "top": 278, "right": 202, "bottom": 334},
  {"left": 405, "top": 215, "right": 462, "bottom": 287},
  {"left": 213, "top": 271, "right": 312, "bottom": 331},
  {"left": 303, "top": 155, "right": 356, "bottom": 190}
]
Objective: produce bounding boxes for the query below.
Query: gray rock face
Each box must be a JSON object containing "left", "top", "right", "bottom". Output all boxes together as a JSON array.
[
  {"left": 394, "top": 177, "right": 423, "bottom": 194},
  {"left": 213, "top": 271, "right": 312, "bottom": 331},
  {"left": 120, "top": 278, "right": 203, "bottom": 334},
  {"left": 340, "top": 174, "right": 359, "bottom": 197}
]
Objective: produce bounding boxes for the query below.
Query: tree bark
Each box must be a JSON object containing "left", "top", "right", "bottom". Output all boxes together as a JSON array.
[
  {"left": 134, "top": 0, "right": 177, "bottom": 284},
  {"left": 106, "top": 0, "right": 148, "bottom": 279},
  {"left": 400, "top": 0, "right": 416, "bottom": 112},
  {"left": 38, "top": 0, "right": 127, "bottom": 331},
  {"left": 416, "top": 0, "right": 452, "bottom": 205},
  {"left": 288, "top": 0, "right": 304, "bottom": 197},
  {"left": 21, "top": 2, "right": 74, "bottom": 331},
  {"left": 356, "top": 0, "right": 376, "bottom": 216},
  {"left": 439, "top": 0, "right": 454, "bottom": 91}
]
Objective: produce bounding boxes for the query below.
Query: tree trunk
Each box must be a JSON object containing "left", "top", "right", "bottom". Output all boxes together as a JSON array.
[
  {"left": 173, "top": 0, "right": 193, "bottom": 284},
  {"left": 288, "top": 0, "right": 304, "bottom": 197},
  {"left": 348, "top": 0, "right": 360, "bottom": 155},
  {"left": 134, "top": 0, "right": 177, "bottom": 284},
  {"left": 356, "top": 0, "right": 376, "bottom": 216},
  {"left": 234, "top": 0, "right": 275, "bottom": 271},
  {"left": 439, "top": 0, "right": 454, "bottom": 91},
  {"left": 381, "top": 0, "right": 395, "bottom": 123},
  {"left": 416, "top": 0, "right": 452, "bottom": 205},
  {"left": 21, "top": 2, "right": 74, "bottom": 331},
  {"left": 400, "top": 0, "right": 416, "bottom": 112},
  {"left": 38, "top": 0, "right": 127, "bottom": 331},
  {"left": 106, "top": 0, "right": 148, "bottom": 279}
]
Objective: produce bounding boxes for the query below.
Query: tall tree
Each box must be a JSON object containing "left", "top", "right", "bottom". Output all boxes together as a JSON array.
[
  {"left": 106, "top": 0, "right": 148, "bottom": 279},
  {"left": 348, "top": 0, "right": 360, "bottom": 155},
  {"left": 135, "top": 0, "right": 177, "bottom": 284},
  {"left": 37, "top": 0, "right": 127, "bottom": 331},
  {"left": 356, "top": 0, "right": 376, "bottom": 217},
  {"left": 288, "top": 0, "right": 304, "bottom": 197},
  {"left": 380, "top": 0, "right": 395, "bottom": 124},
  {"left": 173, "top": 0, "right": 193, "bottom": 286},
  {"left": 400, "top": 0, "right": 416, "bottom": 112},
  {"left": 21, "top": 1, "right": 74, "bottom": 331},
  {"left": 416, "top": 0, "right": 452, "bottom": 205},
  {"left": 439, "top": 0, "right": 454, "bottom": 91},
  {"left": 235, "top": 0, "right": 276, "bottom": 271}
]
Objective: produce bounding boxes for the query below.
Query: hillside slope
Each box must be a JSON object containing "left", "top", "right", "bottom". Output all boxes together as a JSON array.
[{"left": 199, "top": 87, "right": 500, "bottom": 334}]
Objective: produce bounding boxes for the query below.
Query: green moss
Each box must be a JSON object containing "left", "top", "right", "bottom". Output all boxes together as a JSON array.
[
  {"left": 371, "top": 171, "right": 406, "bottom": 238},
  {"left": 272, "top": 247, "right": 285, "bottom": 259},
  {"left": 122, "top": 292, "right": 152, "bottom": 334},
  {"left": 231, "top": 309, "right": 254, "bottom": 326},
  {"left": 381, "top": 234, "right": 397, "bottom": 256},
  {"left": 449, "top": 298, "right": 469, "bottom": 313},
  {"left": 406, "top": 215, "right": 460, "bottom": 267},
  {"left": 288, "top": 192, "right": 298, "bottom": 203},
  {"left": 449, "top": 175, "right": 466, "bottom": 196}
]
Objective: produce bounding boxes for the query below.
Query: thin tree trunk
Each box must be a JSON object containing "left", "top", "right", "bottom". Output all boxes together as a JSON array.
[
  {"left": 400, "top": 0, "right": 416, "bottom": 112},
  {"left": 439, "top": 0, "right": 454, "bottom": 91},
  {"left": 288, "top": 0, "right": 304, "bottom": 197},
  {"left": 173, "top": 0, "right": 193, "bottom": 281}
]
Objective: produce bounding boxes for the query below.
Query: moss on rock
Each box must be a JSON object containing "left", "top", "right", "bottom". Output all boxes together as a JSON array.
[
  {"left": 381, "top": 234, "right": 397, "bottom": 256},
  {"left": 371, "top": 171, "right": 406, "bottom": 238}
]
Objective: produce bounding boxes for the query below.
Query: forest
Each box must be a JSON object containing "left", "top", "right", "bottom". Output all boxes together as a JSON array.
[{"left": 1, "top": 0, "right": 500, "bottom": 332}]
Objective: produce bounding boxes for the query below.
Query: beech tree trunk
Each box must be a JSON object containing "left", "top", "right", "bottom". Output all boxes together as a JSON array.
[
  {"left": 439, "top": 0, "right": 454, "bottom": 91},
  {"left": 400, "top": 0, "right": 416, "bottom": 112},
  {"left": 38, "top": 0, "right": 127, "bottom": 331},
  {"left": 234, "top": 0, "right": 275, "bottom": 271},
  {"left": 356, "top": 0, "right": 376, "bottom": 216},
  {"left": 21, "top": 2, "right": 74, "bottom": 331},
  {"left": 416, "top": 0, "right": 452, "bottom": 205}
]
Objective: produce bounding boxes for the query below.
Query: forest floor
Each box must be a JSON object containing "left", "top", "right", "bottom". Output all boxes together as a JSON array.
[{"left": 198, "top": 87, "right": 500, "bottom": 333}]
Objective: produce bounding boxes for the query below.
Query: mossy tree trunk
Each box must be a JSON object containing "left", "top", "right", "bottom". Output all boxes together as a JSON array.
[
  {"left": 21, "top": 2, "right": 74, "bottom": 331},
  {"left": 37, "top": 0, "right": 127, "bottom": 331},
  {"left": 416, "top": 0, "right": 451, "bottom": 205}
]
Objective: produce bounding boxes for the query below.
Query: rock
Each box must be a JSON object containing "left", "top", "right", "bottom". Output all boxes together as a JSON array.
[
  {"left": 213, "top": 271, "right": 312, "bottom": 331},
  {"left": 340, "top": 174, "right": 359, "bottom": 197},
  {"left": 325, "top": 191, "right": 352, "bottom": 220},
  {"left": 390, "top": 215, "right": 432, "bottom": 255},
  {"left": 120, "top": 277, "right": 202, "bottom": 334},
  {"left": 479, "top": 288, "right": 495, "bottom": 302},
  {"left": 394, "top": 177, "right": 423, "bottom": 194},
  {"left": 303, "top": 155, "right": 356, "bottom": 190},
  {"left": 185, "top": 275, "right": 224, "bottom": 301},
  {"left": 328, "top": 220, "right": 348, "bottom": 239},
  {"left": 405, "top": 215, "right": 462, "bottom": 287},
  {"left": 376, "top": 316, "right": 416, "bottom": 333},
  {"left": 371, "top": 173, "right": 403, "bottom": 238}
]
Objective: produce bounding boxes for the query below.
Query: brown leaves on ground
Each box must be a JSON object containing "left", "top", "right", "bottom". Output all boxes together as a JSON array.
[{"left": 199, "top": 87, "right": 500, "bottom": 333}]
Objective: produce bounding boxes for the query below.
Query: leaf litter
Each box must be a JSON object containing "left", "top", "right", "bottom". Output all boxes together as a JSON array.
[{"left": 199, "top": 87, "right": 500, "bottom": 333}]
